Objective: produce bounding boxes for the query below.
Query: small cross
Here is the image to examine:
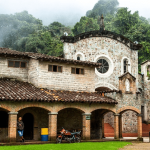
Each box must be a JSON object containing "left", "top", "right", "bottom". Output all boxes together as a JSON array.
[{"left": 126, "top": 60, "right": 130, "bottom": 72}]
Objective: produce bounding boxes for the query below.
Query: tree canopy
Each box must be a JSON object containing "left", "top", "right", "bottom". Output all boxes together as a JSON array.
[
  {"left": 86, "top": 0, "right": 119, "bottom": 18},
  {"left": 0, "top": 3, "right": 150, "bottom": 72}
]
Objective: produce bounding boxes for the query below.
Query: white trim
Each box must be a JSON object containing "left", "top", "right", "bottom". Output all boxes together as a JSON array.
[
  {"left": 95, "top": 82, "right": 118, "bottom": 90},
  {"left": 82, "top": 113, "right": 91, "bottom": 116},
  {"left": 94, "top": 54, "right": 114, "bottom": 78},
  {"left": 121, "top": 57, "right": 131, "bottom": 75},
  {"left": 74, "top": 52, "right": 85, "bottom": 61},
  {"left": 48, "top": 112, "right": 58, "bottom": 115},
  {"left": 8, "top": 112, "right": 18, "bottom": 115}
]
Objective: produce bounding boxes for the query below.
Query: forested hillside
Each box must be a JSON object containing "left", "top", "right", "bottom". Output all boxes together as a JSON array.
[{"left": 0, "top": 0, "right": 150, "bottom": 72}]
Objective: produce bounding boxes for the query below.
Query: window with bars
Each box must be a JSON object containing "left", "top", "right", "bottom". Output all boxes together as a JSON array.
[
  {"left": 8, "top": 61, "right": 26, "bottom": 68},
  {"left": 97, "top": 59, "right": 109, "bottom": 74},
  {"left": 48, "top": 65, "right": 62, "bottom": 72},
  {"left": 71, "top": 67, "right": 84, "bottom": 75}
]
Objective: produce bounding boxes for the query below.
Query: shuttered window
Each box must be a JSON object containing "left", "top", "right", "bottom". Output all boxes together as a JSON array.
[
  {"left": 48, "top": 65, "right": 62, "bottom": 73},
  {"left": 71, "top": 68, "right": 84, "bottom": 75}
]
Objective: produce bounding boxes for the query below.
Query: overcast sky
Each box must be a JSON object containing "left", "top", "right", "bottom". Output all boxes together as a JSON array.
[{"left": 0, "top": 0, "right": 150, "bottom": 26}]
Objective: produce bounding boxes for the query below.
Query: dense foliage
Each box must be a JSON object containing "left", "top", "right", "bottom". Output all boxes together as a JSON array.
[
  {"left": 86, "top": 0, "right": 119, "bottom": 19},
  {"left": 0, "top": 1, "right": 150, "bottom": 71},
  {"left": 0, "top": 11, "right": 72, "bottom": 56},
  {"left": 72, "top": 17, "right": 99, "bottom": 36}
]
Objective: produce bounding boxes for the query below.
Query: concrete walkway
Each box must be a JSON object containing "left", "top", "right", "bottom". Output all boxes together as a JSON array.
[{"left": 120, "top": 143, "right": 150, "bottom": 150}]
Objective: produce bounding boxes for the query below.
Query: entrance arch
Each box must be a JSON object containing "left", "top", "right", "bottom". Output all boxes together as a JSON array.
[
  {"left": 57, "top": 108, "right": 83, "bottom": 133},
  {"left": 0, "top": 109, "right": 9, "bottom": 142},
  {"left": 91, "top": 109, "right": 114, "bottom": 139},
  {"left": 23, "top": 113, "right": 34, "bottom": 140},
  {"left": 18, "top": 107, "right": 49, "bottom": 141}
]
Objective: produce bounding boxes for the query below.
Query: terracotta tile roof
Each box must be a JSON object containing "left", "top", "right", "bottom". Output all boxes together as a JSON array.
[
  {"left": 118, "top": 72, "right": 136, "bottom": 81},
  {"left": 0, "top": 78, "right": 117, "bottom": 104},
  {"left": 0, "top": 48, "right": 101, "bottom": 67}
]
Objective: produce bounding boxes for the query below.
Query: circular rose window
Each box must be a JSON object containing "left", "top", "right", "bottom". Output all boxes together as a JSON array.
[{"left": 97, "top": 59, "right": 109, "bottom": 74}]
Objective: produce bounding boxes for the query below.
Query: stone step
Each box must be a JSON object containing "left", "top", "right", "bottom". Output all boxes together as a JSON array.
[{"left": 104, "top": 123, "right": 150, "bottom": 137}]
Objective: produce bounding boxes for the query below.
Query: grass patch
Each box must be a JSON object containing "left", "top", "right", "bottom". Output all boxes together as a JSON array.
[{"left": 0, "top": 141, "right": 131, "bottom": 150}]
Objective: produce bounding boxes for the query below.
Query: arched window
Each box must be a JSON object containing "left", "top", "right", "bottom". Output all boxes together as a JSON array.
[
  {"left": 75, "top": 52, "right": 85, "bottom": 61},
  {"left": 125, "top": 79, "right": 130, "bottom": 92},
  {"left": 77, "top": 56, "right": 80, "bottom": 60},
  {"left": 121, "top": 57, "right": 131, "bottom": 75}
]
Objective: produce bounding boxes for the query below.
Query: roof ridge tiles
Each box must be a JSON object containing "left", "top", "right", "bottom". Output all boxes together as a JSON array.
[{"left": 0, "top": 48, "right": 101, "bottom": 67}]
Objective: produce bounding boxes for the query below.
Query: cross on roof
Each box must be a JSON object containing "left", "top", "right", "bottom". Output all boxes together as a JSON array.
[
  {"left": 126, "top": 60, "right": 130, "bottom": 72},
  {"left": 100, "top": 14, "right": 105, "bottom": 31}
]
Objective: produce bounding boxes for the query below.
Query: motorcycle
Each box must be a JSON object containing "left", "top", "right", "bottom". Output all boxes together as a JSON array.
[{"left": 56, "top": 127, "right": 81, "bottom": 143}]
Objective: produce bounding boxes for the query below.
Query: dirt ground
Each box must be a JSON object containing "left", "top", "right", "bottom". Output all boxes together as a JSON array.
[{"left": 120, "top": 142, "right": 150, "bottom": 150}]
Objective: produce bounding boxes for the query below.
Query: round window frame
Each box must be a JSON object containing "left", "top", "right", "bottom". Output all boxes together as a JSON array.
[
  {"left": 94, "top": 55, "right": 114, "bottom": 78},
  {"left": 97, "top": 59, "right": 109, "bottom": 74}
]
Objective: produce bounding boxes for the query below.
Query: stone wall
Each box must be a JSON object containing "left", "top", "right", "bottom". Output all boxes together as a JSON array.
[
  {"left": 28, "top": 59, "right": 39, "bottom": 87},
  {"left": 104, "top": 112, "right": 114, "bottom": 128},
  {"left": 0, "top": 57, "right": 28, "bottom": 81},
  {"left": 63, "top": 37, "right": 138, "bottom": 91},
  {"left": 37, "top": 61, "right": 95, "bottom": 92},
  {"left": 122, "top": 110, "right": 137, "bottom": 133},
  {"left": 104, "top": 111, "right": 138, "bottom": 133},
  {"left": 141, "top": 62, "right": 150, "bottom": 122}
]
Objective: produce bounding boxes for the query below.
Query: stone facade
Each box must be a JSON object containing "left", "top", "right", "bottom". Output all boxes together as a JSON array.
[
  {"left": 0, "top": 57, "right": 29, "bottom": 81},
  {"left": 0, "top": 34, "right": 145, "bottom": 142}
]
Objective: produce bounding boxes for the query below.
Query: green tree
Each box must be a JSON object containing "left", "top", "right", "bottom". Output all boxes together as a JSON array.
[
  {"left": 112, "top": 8, "right": 139, "bottom": 35},
  {"left": 0, "top": 11, "right": 42, "bottom": 50},
  {"left": 72, "top": 17, "right": 99, "bottom": 35},
  {"left": 86, "top": 0, "right": 119, "bottom": 18}
]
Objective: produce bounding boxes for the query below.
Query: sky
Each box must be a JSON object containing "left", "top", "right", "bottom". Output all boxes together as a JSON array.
[{"left": 0, "top": 0, "right": 150, "bottom": 26}]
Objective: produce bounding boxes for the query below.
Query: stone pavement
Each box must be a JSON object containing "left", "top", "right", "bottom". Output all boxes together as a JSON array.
[{"left": 120, "top": 143, "right": 150, "bottom": 150}]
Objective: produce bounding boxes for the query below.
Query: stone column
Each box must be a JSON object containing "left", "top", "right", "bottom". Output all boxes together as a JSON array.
[
  {"left": 102, "top": 116, "right": 105, "bottom": 138},
  {"left": 144, "top": 104, "right": 148, "bottom": 122},
  {"left": 8, "top": 112, "right": 18, "bottom": 142},
  {"left": 48, "top": 112, "right": 58, "bottom": 141},
  {"left": 82, "top": 113, "right": 91, "bottom": 140},
  {"left": 114, "top": 114, "right": 120, "bottom": 139},
  {"left": 119, "top": 114, "right": 122, "bottom": 138},
  {"left": 137, "top": 114, "right": 143, "bottom": 140}
]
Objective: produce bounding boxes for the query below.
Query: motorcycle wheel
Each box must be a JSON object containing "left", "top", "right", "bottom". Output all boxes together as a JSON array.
[
  {"left": 56, "top": 137, "right": 62, "bottom": 143},
  {"left": 75, "top": 137, "right": 81, "bottom": 143}
]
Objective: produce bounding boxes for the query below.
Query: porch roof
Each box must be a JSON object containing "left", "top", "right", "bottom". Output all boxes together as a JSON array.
[{"left": 0, "top": 78, "right": 117, "bottom": 104}]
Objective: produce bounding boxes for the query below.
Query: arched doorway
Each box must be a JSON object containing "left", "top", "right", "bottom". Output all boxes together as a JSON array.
[
  {"left": 57, "top": 108, "right": 83, "bottom": 133},
  {"left": 91, "top": 109, "right": 114, "bottom": 139},
  {"left": 104, "top": 112, "right": 114, "bottom": 138},
  {"left": 23, "top": 113, "right": 34, "bottom": 140},
  {"left": 0, "top": 109, "right": 9, "bottom": 142},
  {"left": 120, "top": 110, "right": 138, "bottom": 137}
]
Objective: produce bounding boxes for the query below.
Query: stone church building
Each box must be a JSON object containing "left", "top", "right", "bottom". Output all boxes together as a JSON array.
[{"left": 0, "top": 16, "right": 150, "bottom": 142}]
